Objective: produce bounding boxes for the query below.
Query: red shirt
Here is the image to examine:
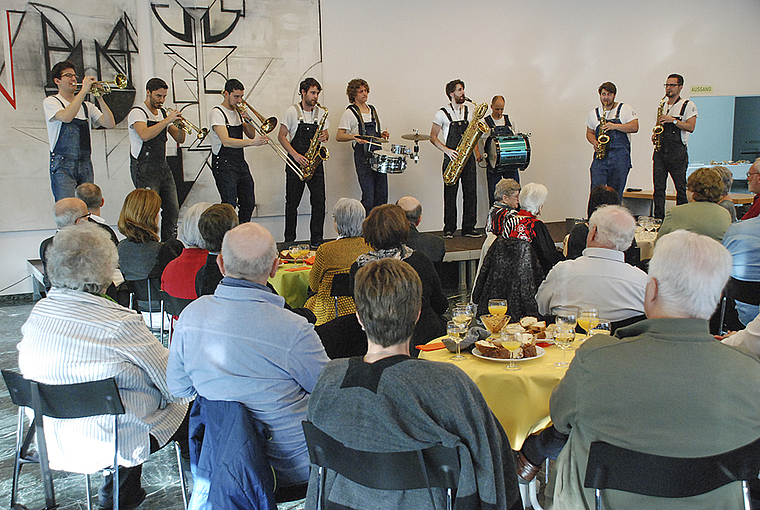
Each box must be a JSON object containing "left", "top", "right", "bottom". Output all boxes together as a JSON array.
[
  {"left": 161, "top": 247, "right": 209, "bottom": 299},
  {"left": 742, "top": 195, "right": 760, "bottom": 221}
]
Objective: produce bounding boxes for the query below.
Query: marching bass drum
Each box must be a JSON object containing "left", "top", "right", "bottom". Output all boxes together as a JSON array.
[
  {"left": 370, "top": 150, "right": 407, "bottom": 174},
  {"left": 488, "top": 134, "right": 531, "bottom": 170}
]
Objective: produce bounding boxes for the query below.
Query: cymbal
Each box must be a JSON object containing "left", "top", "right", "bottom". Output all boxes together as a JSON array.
[
  {"left": 402, "top": 133, "right": 433, "bottom": 141},
  {"left": 356, "top": 134, "right": 389, "bottom": 144}
]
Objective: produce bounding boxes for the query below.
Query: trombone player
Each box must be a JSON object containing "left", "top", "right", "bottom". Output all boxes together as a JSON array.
[
  {"left": 209, "top": 79, "right": 269, "bottom": 223},
  {"left": 43, "top": 60, "right": 116, "bottom": 201}
]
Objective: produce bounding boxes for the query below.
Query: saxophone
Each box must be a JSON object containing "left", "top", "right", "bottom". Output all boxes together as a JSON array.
[
  {"left": 299, "top": 102, "right": 329, "bottom": 182},
  {"left": 652, "top": 96, "right": 667, "bottom": 152},
  {"left": 595, "top": 108, "right": 610, "bottom": 160},
  {"left": 443, "top": 98, "right": 489, "bottom": 186}
]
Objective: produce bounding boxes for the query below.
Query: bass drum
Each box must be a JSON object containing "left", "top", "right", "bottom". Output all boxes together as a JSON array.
[
  {"left": 488, "top": 134, "right": 531, "bottom": 170},
  {"left": 370, "top": 150, "right": 407, "bottom": 174}
]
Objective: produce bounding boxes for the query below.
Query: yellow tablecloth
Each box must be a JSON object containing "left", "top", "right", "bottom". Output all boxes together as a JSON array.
[
  {"left": 419, "top": 341, "right": 577, "bottom": 449},
  {"left": 269, "top": 264, "right": 311, "bottom": 308}
]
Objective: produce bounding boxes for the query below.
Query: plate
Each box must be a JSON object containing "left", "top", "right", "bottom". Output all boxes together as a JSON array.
[{"left": 472, "top": 346, "right": 546, "bottom": 363}]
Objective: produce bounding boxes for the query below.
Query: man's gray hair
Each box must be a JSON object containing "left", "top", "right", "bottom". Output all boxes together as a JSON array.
[
  {"left": 54, "top": 201, "right": 86, "bottom": 229},
  {"left": 518, "top": 182, "right": 548, "bottom": 215},
  {"left": 333, "top": 198, "right": 365, "bottom": 238},
  {"left": 495, "top": 178, "right": 520, "bottom": 202},
  {"left": 221, "top": 226, "right": 278, "bottom": 280},
  {"left": 47, "top": 222, "right": 117, "bottom": 294},
  {"left": 649, "top": 230, "right": 732, "bottom": 319},
  {"left": 180, "top": 202, "right": 213, "bottom": 249},
  {"left": 589, "top": 205, "right": 636, "bottom": 252}
]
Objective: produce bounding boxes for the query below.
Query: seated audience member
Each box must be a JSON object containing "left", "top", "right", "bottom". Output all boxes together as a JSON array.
[
  {"left": 40, "top": 197, "right": 90, "bottom": 290},
  {"left": 722, "top": 216, "right": 760, "bottom": 325},
  {"left": 742, "top": 158, "right": 760, "bottom": 220},
  {"left": 396, "top": 196, "right": 446, "bottom": 269},
  {"left": 117, "top": 188, "right": 182, "bottom": 284},
  {"left": 486, "top": 178, "right": 521, "bottom": 237},
  {"left": 195, "top": 203, "right": 239, "bottom": 297},
  {"left": 566, "top": 185, "right": 640, "bottom": 266},
  {"left": 349, "top": 204, "right": 448, "bottom": 353},
  {"left": 161, "top": 202, "right": 212, "bottom": 299},
  {"left": 168, "top": 222, "right": 329, "bottom": 488},
  {"left": 536, "top": 205, "right": 647, "bottom": 322},
  {"left": 656, "top": 166, "right": 732, "bottom": 243},
  {"left": 549, "top": 230, "right": 760, "bottom": 509},
  {"left": 75, "top": 183, "right": 119, "bottom": 245},
  {"left": 305, "top": 198, "right": 370, "bottom": 325},
  {"left": 306, "top": 259, "right": 523, "bottom": 510},
  {"left": 18, "top": 222, "right": 189, "bottom": 510},
  {"left": 714, "top": 165, "right": 737, "bottom": 222},
  {"left": 722, "top": 313, "right": 760, "bottom": 354},
  {"left": 507, "top": 182, "right": 563, "bottom": 276}
]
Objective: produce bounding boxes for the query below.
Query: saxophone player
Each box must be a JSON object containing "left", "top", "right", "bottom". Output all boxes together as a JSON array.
[
  {"left": 652, "top": 74, "right": 698, "bottom": 219},
  {"left": 585, "top": 82, "right": 639, "bottom": 199},
  {"left": 430, "top": 79, "right": 482, "bottom": 238},
  {"left": 278, "top": 77, "right": 329, "bottom": 247}
]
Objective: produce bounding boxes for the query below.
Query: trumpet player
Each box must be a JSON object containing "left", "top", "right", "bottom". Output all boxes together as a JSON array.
[
  {"left": 278, "top": 77, "right": 329, "bottom": 247},
  {"left": 585, "top": 82, "right": 638, "bottom": 199},
  {"left": 208, "top": 79, "right": 269, "bottom": 223},
  {"left": 44, "top": 60, "right": 116, "bottom": 201},
  {"left": 652, "top": 74, "right": 698, "bottom": 219},
  {"left": 127, "top": 78, "right": 185, "bottom": 240},
  {"left": 430, "top": 79, "right": 481, "bottom": 238}
]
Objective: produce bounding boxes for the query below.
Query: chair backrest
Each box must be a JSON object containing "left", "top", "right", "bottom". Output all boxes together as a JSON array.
[
  {"left": 163, "top": 293, "right": 194, "bottom": 317},
  {"left": 329, "top": 272, "right": 352, "bottom": 298},
  {"left": 127, "top": 278, "right": 164, "bottom": 310},
  {"left": 302, "top": 421, "right": 460, "bottom": 492},
  {"left": 2, "top": 370, "right": 125, "bottom": 419},
  {"left": 584, "top": 438, "right": 760, "bottom": 502}
]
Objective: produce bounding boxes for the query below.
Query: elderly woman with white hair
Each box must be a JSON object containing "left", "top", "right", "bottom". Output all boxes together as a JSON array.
[
  {"left": 305, "top": 198, "right": 371, "bottom": 325},
  {"left": 161, "top": 201, "right": 213, "bottom": 299},
  {"left": 507, "top": 182, "right": 563, "bottom": 276},
  {"left": 18, "top": 222, "right": 188, "bottom": 510}
]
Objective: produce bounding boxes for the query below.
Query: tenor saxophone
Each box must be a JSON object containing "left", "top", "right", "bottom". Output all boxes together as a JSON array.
[
  {"left": 652, "top": 96, "right": 667, "bottom": 152},
  {"left": 442, "top": 98, "right": 489, "bottom": 186},
  {"left": 595, "top": 109, "right": 610, "bottom": 160},
  {"left": 300, "top": 102, "right": 329, "bottom": 182}
]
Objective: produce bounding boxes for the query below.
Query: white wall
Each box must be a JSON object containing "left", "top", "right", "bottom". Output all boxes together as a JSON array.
[{"left": 2, "top": 0, "right": 760, "bottom": 295}]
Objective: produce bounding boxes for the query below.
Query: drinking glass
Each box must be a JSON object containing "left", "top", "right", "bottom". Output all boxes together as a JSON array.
[
  {"left": 488, "top": 299, "right": 508, "bottom": 316},
  {"left": 452, "top": 305, "right": 473, "bottom": 328},
  {"left": 556, "top": 309, "right": 578, "bottom": 330},
  {"left": 589, "top": 320, "right": 612, "bottom": 336},
  {"left": 500, "top": 331, "right": 522, "bottom": 371},
  {"left": 447, "top": 320, "right": 467, "bottom": 360},
  {"left": 554, "top": 325, "right": 575, "bottom": 367},
  {"left": 291, "top": 244, "right": 310, "bottom": 267},
  {"left": 577, "top": 308, "right": 599, "bottom": 335}
]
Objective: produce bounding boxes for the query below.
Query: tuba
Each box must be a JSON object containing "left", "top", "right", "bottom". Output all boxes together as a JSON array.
[
  {"left": 595, "top": 109, "right": 610, "bottom": 160},
  {"left": 652, "top": 96, "right": 667, "bottom": 152},
  {"left": 299, "top": 102, "right": 329, "bottom": 182},
  {"left": 443, "top": 98, "right": 489, "bottom": 185}
]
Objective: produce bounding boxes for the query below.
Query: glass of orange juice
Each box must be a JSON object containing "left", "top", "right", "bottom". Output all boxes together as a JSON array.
[
  {"left": 488, "top": 299, "right": 508, "bottom": 316},
  {"left": 500, "top": 332, "right": 522, "bottom": 371},
  {"left": 577, "top": 308, "right": 599, "bottom": 335}
]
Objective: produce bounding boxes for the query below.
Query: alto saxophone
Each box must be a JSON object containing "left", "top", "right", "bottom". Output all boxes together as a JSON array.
[
  {"left": 652, "top": 96, "right": 667, "bottom": 152},
  {"left": 595, "top": 109, "right": 609, "bottom": 160},
  {"left": 300, "top": 102, "right": 329, "bottom": 182},
  {"left": 443, "top": 98, "right": 489, "bottom": 186}
]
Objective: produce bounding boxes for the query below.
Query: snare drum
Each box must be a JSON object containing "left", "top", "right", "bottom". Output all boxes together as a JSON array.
[
  {"left": 370, "top": 150, "right": 407, "bottom": 174},
  {"left": 488, "top": 134, "right": 531, "bottom": 170},
  {"left": 390, "top": 144, "right": 410, "bottom": 156}
]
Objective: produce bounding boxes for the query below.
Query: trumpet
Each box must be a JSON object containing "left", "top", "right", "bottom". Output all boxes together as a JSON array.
[
  {"left": 77, "top": 73, "right": 127, "bottom": 97},
  {"left": 234, "top": 99, "right": 278, "bottom": 134},
  {"left": 165, "top": 108, "right": 209, "bottom": 140}
]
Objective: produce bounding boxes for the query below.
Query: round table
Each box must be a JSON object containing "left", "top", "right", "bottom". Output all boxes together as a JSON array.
[
  {"left": 269, "top": 263, "right": 311, "bottom": 309},
  {"left": 419, "top": 340, "right": 577, "bottom": 450}
]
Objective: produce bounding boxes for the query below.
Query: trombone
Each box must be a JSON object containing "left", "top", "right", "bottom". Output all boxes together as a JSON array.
[
  {"left": 76, "top": 73, "right": 128, "bottom": 97},
  {"left": 165, "top": 108, "right": 209, "bottom": 140}
]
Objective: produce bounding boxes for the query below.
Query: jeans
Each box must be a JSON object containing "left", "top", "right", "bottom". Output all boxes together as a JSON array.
[
  {"left": 355, "top": 151, "right": 388, "bottom": 213},
  {"left": 130, "top": 158, "right": 180, "bottom": 241},
  {"left": 652, "top": 144, "right": 688, "bottom": 219},
  {"left": 50, "top": 154, "right": 94, "bottom": 201},
  {"left": 211, "top": 154, "right": 255, "bottom": 223}
]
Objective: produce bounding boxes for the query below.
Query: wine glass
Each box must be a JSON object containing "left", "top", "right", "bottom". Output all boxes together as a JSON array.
[
  {"left": 589, "top": 320, "right": 612, "bottom": 336},
  {"left": 556, "top": 309, "right": 578, "bottom": 330},
  {"left": 577, "top": 308, "right": 599, "bottom": 335},
  {"left": 488, "top": 299, "right": 508, "bottom": 316},
  {"left": 447, "top": 320, "right": 467, "bottom": 360},
  {"left": 452, "top": 305, "right": 473, "bottom": 328},
  {"left": 500, "top": 331, "right": 522, "bottom": 371},
  {"left": 554, "top": 324, "right": 575, "bottom": 367}
]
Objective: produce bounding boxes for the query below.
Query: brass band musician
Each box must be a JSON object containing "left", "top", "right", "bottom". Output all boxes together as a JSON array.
[
  {"left": 480, "top": 95, "right": 518, "bottom": 207},
  {"left": 208, "top": 79, "right": 268, "bottom": 223}
]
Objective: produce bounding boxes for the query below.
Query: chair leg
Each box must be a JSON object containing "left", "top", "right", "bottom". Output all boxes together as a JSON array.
[
  {"left": 31, "top": 382, "right": 57, "bottom": 510},
  {"left": 317, "top": 466, "right": 325, "bottom": 510},
  {"left": 160, "top": 300, "right": 166, "bottom": 347},
  {"left": 175, "top": 441, "right": 188, "bottom": 510},
  {"left": 743, "top": 480, "right": 751, "bottom": 510},
  {"left": 595, "top": 488, "right": 602, "bottom": 510},
  {"left": 11, "top": 408, "right": 25, "bottom": 508},
  {"left": 85, "top": 473, "right": 93, "bottom": 510}
]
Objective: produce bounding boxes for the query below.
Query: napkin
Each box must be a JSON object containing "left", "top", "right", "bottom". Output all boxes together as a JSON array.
[
  {"left": 442, "top": 326, "right": 491, "bottom": 353},
  {"left": 284, "top": 266, "right": 311, "bottom": 272}
]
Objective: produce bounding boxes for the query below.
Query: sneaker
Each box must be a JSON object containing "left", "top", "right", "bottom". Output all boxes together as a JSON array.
[
  {"left": 463, "top": 230, "right": 484, "bottom": 238},
  {"left": 442, "top": 231, "right": 454, "bottom": 239}
]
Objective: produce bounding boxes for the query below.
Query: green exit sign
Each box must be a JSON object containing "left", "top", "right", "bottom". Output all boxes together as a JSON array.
[{"left": 691, "top": 85, "right": 713, "bottom": 93}]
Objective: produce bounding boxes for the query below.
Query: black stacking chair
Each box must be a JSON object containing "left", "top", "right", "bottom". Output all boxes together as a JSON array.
[
  {"left": 2, "top": 370, "right": 125, "bottom": 510},
  {"left": 584, "top": 438, "right": 760, "bottom": 510},
  {"left": 329, "top": 272, "right": 353, "bottom": 318},
  {"left": 127, "top": 278, "right": 167, "bottom": 345},
  {"left": 302, "top": 421, "right": 460, "bottom": 510},
  {"left": 163, "top": 293, "right": 194, "bottom": 342}
]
